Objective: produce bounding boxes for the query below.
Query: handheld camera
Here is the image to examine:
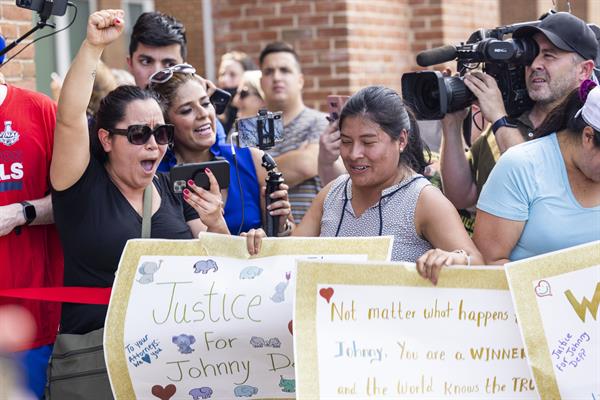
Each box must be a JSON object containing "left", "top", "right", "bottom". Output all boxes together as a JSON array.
[{"left": 402, "top": 21, "right": 541, "bottom": 120}]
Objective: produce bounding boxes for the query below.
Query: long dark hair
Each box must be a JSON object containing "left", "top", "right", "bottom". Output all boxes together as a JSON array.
[
  {"left": 535, "top": 88, "right": 600, "bottom": 147},
  {"left": 91, "top": 85, "right": 163, "bottom": 162},
  {"left": 339, "top": 85, "right": 430, "bottom": 174}
]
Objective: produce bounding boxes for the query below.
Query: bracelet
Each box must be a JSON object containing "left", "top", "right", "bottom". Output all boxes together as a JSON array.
[
  {"left": 452, "top": 249, "right": 471, "bottom": 267},
  {"left": 278, "top": 220, "right": 293, "bottom": 237}
]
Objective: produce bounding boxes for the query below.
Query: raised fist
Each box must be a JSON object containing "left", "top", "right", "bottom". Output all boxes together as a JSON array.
[{"left": 87, "top": 9, "right": 125, "bottom": 47}]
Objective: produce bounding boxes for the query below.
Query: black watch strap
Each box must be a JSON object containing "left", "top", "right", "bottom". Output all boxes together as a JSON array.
[
  {"left": 21, "top": 201, "right": 36, "bottom": 225},
  {"left": 491, "top": 116, "right": 518, "bottom": 135}
]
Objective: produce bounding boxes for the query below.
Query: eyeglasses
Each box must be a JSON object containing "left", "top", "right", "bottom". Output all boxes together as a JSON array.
[
  {"left": 109, "top": 124, "right": 174, "bottom": 145},
  {"left": 149, "top": 64, "right": 196, "bottom": 84},
  {"left": 239, "top": 88, "right": 260, "bottom": 100}
]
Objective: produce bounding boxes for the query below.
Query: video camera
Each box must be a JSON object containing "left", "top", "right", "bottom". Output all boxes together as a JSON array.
[{"left": 402, "top": 21, "right": 541, "bottom": 120}]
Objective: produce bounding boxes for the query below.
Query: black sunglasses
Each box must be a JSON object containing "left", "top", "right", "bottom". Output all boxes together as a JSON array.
[
  {"left": 239, "top": 88, "right": 260, "bottom": 100},
  {"left": 148, "top": 64, "right": 196, "bottom": 85},
  {"left": 109, "top": 124, "right": 174, "bottom": 145}
]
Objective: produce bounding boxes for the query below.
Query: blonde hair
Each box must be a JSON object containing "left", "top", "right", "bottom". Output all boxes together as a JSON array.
[
  {"left": 239, "top": 70, "right": 264, "bottom": 100},
  {"left": 220, "top": 51, "right": 257, "bottom": 71}
]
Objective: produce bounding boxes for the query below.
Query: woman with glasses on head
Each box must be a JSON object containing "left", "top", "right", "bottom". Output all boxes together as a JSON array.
[
  {"left": 150, "top": 65, "right": 292, "bottom": 236},
  {"left": 50, "top": 10, "right": 229, "bottom": 336}
]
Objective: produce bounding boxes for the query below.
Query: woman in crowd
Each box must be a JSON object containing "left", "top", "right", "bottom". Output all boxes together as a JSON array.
[
  {"left": 151, "top": 65, "right": 292, "bottom": 235},
  {"left": 231, "top": 70, "right": 266, "bottom": 120},
  {"left": 217, "top": 51, "right": 258, "bottom": 133},
  {"left": 474, "top": 83, "right": 600, "bottom": 263},
  {"left": 246, "top": 86, "right": 482, "bottom": 284},
  {"left": 50, "top": 10, "right": 229, "bottom": 335}
]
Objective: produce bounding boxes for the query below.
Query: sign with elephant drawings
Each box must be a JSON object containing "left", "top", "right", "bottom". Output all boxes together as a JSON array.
[
  {"left": 294, "top": 261, "right": 537, "bottom": 399},
  {"left": 104, "top": 233, "right": 392, "bottom": 399},
  {"left": 505, "top": 241, "right": 600, "bottom": 400}
]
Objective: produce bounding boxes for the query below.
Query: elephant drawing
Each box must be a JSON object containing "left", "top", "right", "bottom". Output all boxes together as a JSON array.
[
  {"left": 137, "top": 260, "right": 163, "bottom": 284},
  {"left": 172, "top": 334, "right": 196, "bottom": 354},
  {"left": 193, "top": 259, "right": 218, "bottom": 274}
]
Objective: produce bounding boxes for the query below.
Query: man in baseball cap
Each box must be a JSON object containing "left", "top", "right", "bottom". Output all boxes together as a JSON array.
[
  {"left": 513, "top": 11, "right": 598, "bottom": 62},
  {"left": 439, "top": 11, "right": 597, "bottom": 225}
]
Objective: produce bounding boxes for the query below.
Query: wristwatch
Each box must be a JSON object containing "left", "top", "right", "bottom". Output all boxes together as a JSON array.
[
  {"left": 491, "top": 116, "right": 518, "bottom": 135},
  {"left": 21, "top": 201, "right": 36, "bottom": 225}
]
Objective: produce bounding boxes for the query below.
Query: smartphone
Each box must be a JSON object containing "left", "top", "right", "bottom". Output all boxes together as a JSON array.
[
  {"left": 170, "top": 159, "right": 230, "bottom": 193},
  {"left": 16, "top": 0, "right": 68, "bottom": 16},
  {"left": 327, "top": 95, "right": 350, "bottom": 121},
  {"left": 210, "top": 88, "right": 232, "bottom": 115},
  {"left": 236, "top": 112, "right": 284, "bottom": 148}
]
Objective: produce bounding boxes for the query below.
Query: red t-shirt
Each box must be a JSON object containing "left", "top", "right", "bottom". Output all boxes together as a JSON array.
[{"left": 0, "top": 85, "right": 63, "bottom": 350}]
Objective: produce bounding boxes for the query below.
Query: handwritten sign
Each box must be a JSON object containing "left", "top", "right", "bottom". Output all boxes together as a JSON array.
[
  {"left": 294, "top": 261, "right": 536, "bottom": 399},
  {"left": 104, "top": 233, "right": 392, "bottom": 399},
  {"left": 506, "top": 241, "right": 600, "bottom": 399}
]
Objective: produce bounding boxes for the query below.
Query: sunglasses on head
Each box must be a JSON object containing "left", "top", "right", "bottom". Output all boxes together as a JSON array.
[
  {"left": 109, "top": 124, "right": 174, "bottom": 145},
  {"left": 149, "top": 64, "right": 196, "bottom": 84}
]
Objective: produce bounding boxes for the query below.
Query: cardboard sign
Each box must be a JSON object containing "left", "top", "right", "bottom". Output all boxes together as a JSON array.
[
  {"left": 294, "top": 261, "right": 536, "bottom": 399},
  {"left": 506, "top": 241, "right": 600, "bottom": 399},
  {"left": 104, "top": 233, "right": 392, "bottom": 399}
]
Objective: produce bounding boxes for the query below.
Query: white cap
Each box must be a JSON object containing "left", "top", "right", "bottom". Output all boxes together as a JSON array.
[{"left": 575, "top": 85, "right": 600, "bottom": 131}]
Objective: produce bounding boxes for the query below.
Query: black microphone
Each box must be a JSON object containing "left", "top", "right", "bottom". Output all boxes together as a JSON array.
[{"left": 416, "top": 45, "right": 458, "bottom": 67}]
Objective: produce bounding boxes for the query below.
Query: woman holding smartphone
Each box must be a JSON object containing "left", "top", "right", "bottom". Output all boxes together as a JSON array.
[
  {"left": 151, "top": 66, "right": 293, "bottom": 236},
  {"left": 50, "top": 10, "right": 231, "bottom": 337}
]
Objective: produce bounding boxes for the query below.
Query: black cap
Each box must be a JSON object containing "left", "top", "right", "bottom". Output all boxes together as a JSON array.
[{"left": 513, "top": 12, "right": 598, "bottom": 62}]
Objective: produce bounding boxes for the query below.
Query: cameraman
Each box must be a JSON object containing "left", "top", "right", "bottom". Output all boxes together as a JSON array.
[{"left": 440, "top": 12, "right": 597, "bottom": 210}]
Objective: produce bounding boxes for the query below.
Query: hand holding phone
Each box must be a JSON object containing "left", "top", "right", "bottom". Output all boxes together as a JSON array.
[
  {"left": 170, "top": 159, "right": 230, "bottom": 193},
  {"left": 210, "top": 88, "right": 232, "bottom": 115}
]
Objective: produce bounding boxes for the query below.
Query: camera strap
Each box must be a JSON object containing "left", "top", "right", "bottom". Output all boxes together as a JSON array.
[{"left": 141, "top": 184, "right": 153, "bottom": 239}]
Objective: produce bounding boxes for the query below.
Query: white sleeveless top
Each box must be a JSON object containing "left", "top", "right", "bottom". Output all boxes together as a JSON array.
[{"left": 320, "top": 174, "right": 433, "bottom": 262}]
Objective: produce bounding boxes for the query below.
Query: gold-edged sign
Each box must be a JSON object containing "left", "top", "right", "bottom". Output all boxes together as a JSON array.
[
  {"left": 104, "top": 233, "right": 392, "bottom": 399},
  {"left": 506, "top": 241, "right": 600, "bottom": 399},
  {"left": 295, "top": 261, "right": 536, "bottom": 399}
]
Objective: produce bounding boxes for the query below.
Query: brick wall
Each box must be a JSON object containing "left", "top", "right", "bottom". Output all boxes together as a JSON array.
[
  {"left": 4, "top": 0, "right": 597, "bottom": 99},
  {"left": 0, "top": 1, "right": 36, "bottom": 90},
  {"left": 155, "top": 0, "right": 206, "bottom": 73},
  {"left": 212, "top": 0, "right": 353, "bottom": 111}
]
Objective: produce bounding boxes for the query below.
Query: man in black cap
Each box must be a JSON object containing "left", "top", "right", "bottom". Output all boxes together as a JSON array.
[{"left": 439, "top": 12, "right": 597, "bottom": 213}]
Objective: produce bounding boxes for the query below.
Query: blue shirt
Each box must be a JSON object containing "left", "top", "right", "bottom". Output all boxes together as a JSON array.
[
  {"left": 215, "top": 119, "right": 226, "bottom": 145},
  {"left": 477, "top": 133, "right": 600, "bottom": 261},
  {"left": 158, "top": 142, "right": 262, "bottom": 235}
]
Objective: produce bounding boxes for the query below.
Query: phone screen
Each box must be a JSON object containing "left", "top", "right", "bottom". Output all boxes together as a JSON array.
[
  {"left": 236, "top": 113, "right": 284, "bottom": 148},
  {"left": 327, "top": 95, "right": 350, "bottom": 121}
]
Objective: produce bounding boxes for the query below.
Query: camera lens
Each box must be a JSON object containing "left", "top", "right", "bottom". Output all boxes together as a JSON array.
[
  {"left": 419, "top": 78, "right": 441, "bottom": 111},
  {"left": 444, "top": 77, "right": 476, "bottom": 113}
]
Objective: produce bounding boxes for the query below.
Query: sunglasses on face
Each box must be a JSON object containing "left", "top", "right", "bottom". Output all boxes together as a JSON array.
[
  {"left": 109, "top": 124, "right": 175, "bottom": 145},
  {"left": 149, "top": 63, "right": 196, "bottom": 84},
  {"left": 239, "top": 88, "right": 259, "bottom": 100}
]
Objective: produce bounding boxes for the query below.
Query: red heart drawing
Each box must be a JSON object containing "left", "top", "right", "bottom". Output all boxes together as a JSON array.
[
  {"left": 152, "top": 384, "right": 177, "bottom": 400},
  {"left": 319, "top": 287, "right": 334, "bottom": 303},
  {"left": 288, "top": 320, "right": 293, "bottom": 335}
]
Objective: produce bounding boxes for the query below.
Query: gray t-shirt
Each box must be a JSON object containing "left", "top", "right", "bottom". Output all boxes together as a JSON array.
[
  {"left": 320, "top": 174, "right": 433, "bottom": 262},
  {"left": 268, "top": 107, "right": 328, "bottom": 223}
]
